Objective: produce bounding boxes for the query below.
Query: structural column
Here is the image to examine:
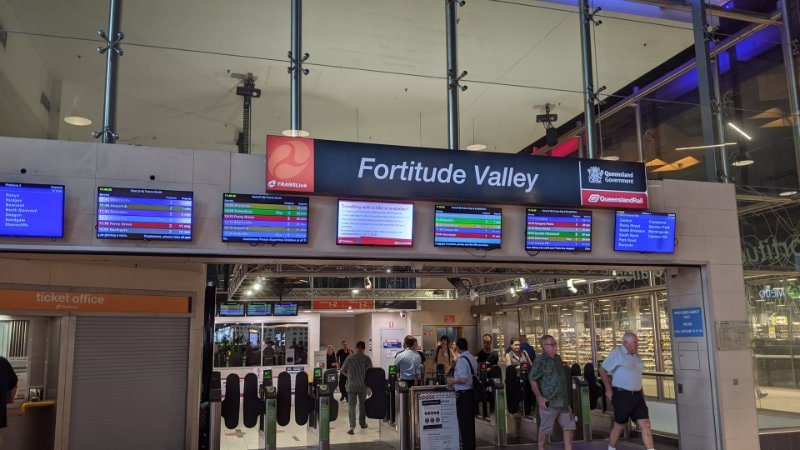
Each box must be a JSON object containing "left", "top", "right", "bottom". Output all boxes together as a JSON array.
[
  {"left": 779, "top": 0, "right": 800, "bottom": 188},
  {"left": 446, "top": 0, "right": 466, "bottom": 151},
  {"left": 289, "top": 0, "right": 309, "bottom": 134},
  {"left": 94, "top": 0, "right": 123, "bottom": 144}
]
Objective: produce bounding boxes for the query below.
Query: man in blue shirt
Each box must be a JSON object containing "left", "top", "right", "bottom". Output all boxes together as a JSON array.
[
  {"left": 448, "top": 338, "right": 477, "bottom": 450},
  {"left": 394, "top": 335, "right": 422, "bottom": 385}
]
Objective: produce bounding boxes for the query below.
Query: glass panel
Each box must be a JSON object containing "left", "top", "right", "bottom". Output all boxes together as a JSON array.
[
  {"left": 559, "top": 303, "right": 579, "bottom": 366},
  {"left": 635, "top": 296, "right": 657, "bottom": 372},
  {"left": 658, "top": 291, "right": 673, "bottom": 373},
  {"left": 213, "top": 322, "right": 308, "bottom": 368},
  {"left": 595, "top": 298, "right": 616, "bottom": 360}
]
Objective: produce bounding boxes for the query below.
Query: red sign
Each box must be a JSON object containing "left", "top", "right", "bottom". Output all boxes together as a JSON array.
[
  {"left": 444, "top": 314, "right": 456, "bottom": 324},
  {"left": 312, "top": 300, "right": 375, "bottom": 310},
  {"left": 266, "top": 136, "right": 315, "bottom": 193},
  {"left": 581, "top": 189, "right": 648, "bottom": 209}
]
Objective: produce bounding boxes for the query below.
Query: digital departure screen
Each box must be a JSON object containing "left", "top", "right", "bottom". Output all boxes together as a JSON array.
[
  {"left": 222, "top": 193, "right": 309, "bottom": 243},
  {"left": 614, "top": 211, "right": 677, "bottom": 253},
  {"left": 97, "top": 187, "right": 193, "bottom": 241},
  {"left": 273, "top": 303, "right": 299, "bottom": 316},
  {"left": 246, "top": 303, "right": 273, "bottom": 316},
  {"left": 525, "top": 208, "right": 592, "bottom": 252},
  {"left": 434, "top": 204, "right": 502, "bottom": 249},
  {"left": 0, "top": 182, "right": 65, "bottom": 238},
  {"left": 219, "top": 302, "right": 245, "bottom": 317},
  {"left": 337, "top": 200, "right": 414, "bottom": 247}
]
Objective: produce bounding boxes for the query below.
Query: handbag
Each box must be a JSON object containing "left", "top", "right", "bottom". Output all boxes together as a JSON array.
[{"left": 461, "top": 355, "right": 487, "bottom": 403}]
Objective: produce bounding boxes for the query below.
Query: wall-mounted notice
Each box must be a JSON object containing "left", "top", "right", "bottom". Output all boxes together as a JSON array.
[
  {"left": 0, "top": 182, "right": 65, "bottom": 238},
  {"left": 418, "top": 391, "right": 459, "bottom": 450},
  {"left": 673, "top": 307, "right": 704, "bottom": 337},
  {"left": 337, "top": 200, "right": 414, "bottom": 247}
]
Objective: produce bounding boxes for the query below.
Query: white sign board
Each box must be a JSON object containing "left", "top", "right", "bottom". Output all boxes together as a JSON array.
[{"left": 418, "top": 391, "right": 460, "bottom": 450}]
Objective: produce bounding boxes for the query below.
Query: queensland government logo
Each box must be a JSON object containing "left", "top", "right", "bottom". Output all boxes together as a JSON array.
[
  {"left": 587, "top": 166, "right": 604, "bottom": 184},
  {"left": 266, "top": 136, "right": 315, "bottom": 193}
]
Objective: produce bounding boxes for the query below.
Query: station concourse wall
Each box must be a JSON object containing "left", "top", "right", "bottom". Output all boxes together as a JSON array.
[{"left": 0, "top": 136, "right": 756, "bottom": 449}]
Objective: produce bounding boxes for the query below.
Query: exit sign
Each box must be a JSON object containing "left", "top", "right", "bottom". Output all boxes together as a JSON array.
[{"left": 444, "top": 314, "right": 456, "bottom": 324}]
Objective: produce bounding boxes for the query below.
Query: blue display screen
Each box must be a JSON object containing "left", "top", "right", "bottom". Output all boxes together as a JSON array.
[
  {"left": 614, "top": 211, "right": 677, "bottom": 253},
  {"left": 273, "top": 303, "right": 298, "bottom": 316},
  {"left": 97, "top": 187, "right": 193, "bottom": 241},
  {"left": 0, "top": 182, "right": 65, "bottom": 238}
]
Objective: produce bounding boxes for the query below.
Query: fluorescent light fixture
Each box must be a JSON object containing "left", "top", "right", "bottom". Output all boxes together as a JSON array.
[
  {"left": 253, "top": 283, "right": 262, "bottom": 291},
  {"left": 675, "top": 142, "right": 737, "bottom": 151},
  {"left": 64, "top": 116, "right": 92, "bottom": 126},
  {"left": 282, "top": 129, "right": 310, "bottom": 137},
  {"left": 732, "top": 155, "right": 754, "bottom": 167},
  {"left": 519, "top": 277, "right": 529, "bottom": 291},
  {"left": 779, "top": 190, "right": 798, "bottom": 197},
  {"left": 351, "top": 289, "right": 359, "bottom": 294},
  {"left": 727, "top": 122, "right": 753, "bottom": 140},
  {"left": 245, "top": 290, "right": 252, "bottom": 296},
  {"left": 600, "top": 155, "right": 620, "bottom": 161},
  {"left": 566, "top": 279, "right": 578, "bottom": 294},
  {"left": 465, "top": 144, "right": 487, "bottom": 151}
]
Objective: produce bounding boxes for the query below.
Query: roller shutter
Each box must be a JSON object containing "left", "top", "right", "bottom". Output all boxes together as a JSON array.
[{"left": 69, "top": 317, "right": 189, "bottom": 449}]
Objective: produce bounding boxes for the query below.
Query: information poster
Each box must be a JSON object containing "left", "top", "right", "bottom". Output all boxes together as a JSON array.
[
  {"left": 418, "top": 391, "right": 459, "bottom": 450},
  {"left": 337, "top": 200, "right": 413, "bottom": 246}
]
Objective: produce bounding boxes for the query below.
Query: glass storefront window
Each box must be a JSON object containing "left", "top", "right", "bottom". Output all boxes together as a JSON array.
[
  {"left": 595, "top": 298, "right": 616, "bottom": 359},
  {"left": 657, "top": 292, "right": 673, "bottom": 373},
  {"left": 213, "top": 322, "right": 308, "bottom": 368}
]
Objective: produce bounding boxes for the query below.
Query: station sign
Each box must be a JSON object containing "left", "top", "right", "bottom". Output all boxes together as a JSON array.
[
  {"left": 0, "top": 289, "right": 190, "bottom": 314},
  {"left": 311, "top": 300, "right": 375, "bottom": 310},
  {"left": 266, "top": 136, "right": 649, "bottom": 209}
]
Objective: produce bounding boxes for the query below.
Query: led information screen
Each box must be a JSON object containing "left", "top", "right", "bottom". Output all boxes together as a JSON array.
[
  {"left": 222, "top": 193, "right": 309, "bottom": 243},
  {"left": 246, "top": 303, "right": 273, "bottom": 316},
  {"left": 219, "top": 302, "right": 245, "bottom": 317},
  {"left": 434, "top": 204, "right": 502, "bottom": 249},
  {"left": 614, "top": 211, "right": 677, "bottom": 253},
  {"left": 525, "top": 208, "right": 592, "bottom": 252},
  {"left": 0, "top": 182, "right": 65, "bottom": 238},
  {"left": 273, "top": 303, "right": 299, "bottom": 316},
  {"left": 97, "top": 187, "right": 193, "bottom": 241},
  {"left": 337, "top": 200, "right": 414, "bottom": 247}
]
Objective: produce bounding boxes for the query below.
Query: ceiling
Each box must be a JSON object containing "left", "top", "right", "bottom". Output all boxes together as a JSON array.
[{"left": 2, "top": 0, "right": 695, "bottom": 154}]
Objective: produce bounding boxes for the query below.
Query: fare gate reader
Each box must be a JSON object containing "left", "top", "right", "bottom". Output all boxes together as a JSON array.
[
  {"left": 307, "top": 367, "right": 334, "bottom": 450},
  {"left": 208, "top": 371, "right": 222, "bottom": 450},
  {"left": 261, "top": 369, "right": 277, "bottom": 450}
]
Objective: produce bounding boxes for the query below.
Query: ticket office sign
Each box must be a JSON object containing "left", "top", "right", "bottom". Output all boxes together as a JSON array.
[{"left": 0, "top": 289, "right": 190, "bottom": 314}]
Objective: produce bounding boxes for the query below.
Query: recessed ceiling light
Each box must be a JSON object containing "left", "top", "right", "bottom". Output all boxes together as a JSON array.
[
  {"left": 465, "top": 144, "right": 487, "bottom": 151},
  {"left": 732, "top": 157, "right": 754, "bottom": 167},
  {"left": 282, "top": 129, "right": 310, "bottom": 137},
  {"left": 64, "top": 116, "right": 92, "bottom": 126},
  {"left": 779, "top": 190, "right": 797, "bottom": 197},
  {"left": 600, "top": 155, "right": 620, "bottom": 161}
]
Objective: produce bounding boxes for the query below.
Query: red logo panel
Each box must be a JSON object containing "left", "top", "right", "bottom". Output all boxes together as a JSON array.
[
  {"left": 581, "top": 189, "right": 648, "bottom": 209},
  {"left": 266, "top": 136, "right": 315, "bottom": 193}
]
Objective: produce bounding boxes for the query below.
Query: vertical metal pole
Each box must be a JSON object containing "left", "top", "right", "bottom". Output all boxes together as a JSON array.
[
  {"left": 290, "top": 0, "right": 304, "bottom": 133},
  {"left": 446, "top": 0, "right": 463, "bottom": 151},
  {"left": 633, "top": 87, "right": 645, "bottom": 162},
  {"left": 689, "top": 0, "right": 721, "bottom": 182},
  {"left": 589, "top": 296, "right": 598, "bottom": 366},
  {"left": 779, "top": 0, "right": 800, "bottom": 188},
  {"left": 96, "top": 0, "right": 122, "bottom": 144},
  {"left": 579, "top": 0, "right": 598, "bottom": 159},
  {"left": 711, "top": 57, "right": 731, "bottom": 182}
]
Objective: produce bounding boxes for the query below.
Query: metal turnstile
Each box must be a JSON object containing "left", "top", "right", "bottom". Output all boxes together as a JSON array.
[
  {"left": 379, "top": 379, "right": 413, "bottom": 449},
  {"left": 261, "top": 369, "right": 277, "bottom": 450},
  {"left": 307, "top": 368, "right": 333, "bottom": 450},
  {"left": 475, "top": 377, "right": 509, "bottom": 447},
  {"left": 208, "top": 371, "right": 222, "bottom": 450}
]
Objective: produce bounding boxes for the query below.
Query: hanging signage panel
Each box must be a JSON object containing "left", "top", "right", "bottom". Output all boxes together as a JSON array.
[
  {"left": 0, "top": 289, "right": 190, "bottom": 314},
  {"left": 311, "top": 300, "right": 375, "bottom": 310},
  {"left": 266, "top": 136, "right": 648, "bottom": 209}
]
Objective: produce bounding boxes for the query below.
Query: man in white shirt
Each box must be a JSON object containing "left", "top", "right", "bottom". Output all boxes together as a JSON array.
[
  {"left": 599, "top": 331, "right": 654, "bottom": 450},
  {"left": 447, "top": 338, "right": 478, "bottom": 450},
  {"left": 394, "top": 335, "right": 422, "bottom": 385}
]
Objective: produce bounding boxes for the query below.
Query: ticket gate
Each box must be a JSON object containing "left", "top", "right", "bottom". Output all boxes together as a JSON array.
[
  {"left": 208, "top": 372, "right": 223, "bottom": 450},
  {"left": 260, "top": 369, "right": 278, "bottom": 450},
  {"left": 306, "top": 368, "right": 338, "bottom": 450},
  {"left": 379, "top": 379, "right": 413, "bottom": 449},
  {"left": 504, "top": 365, "right": 538, "bottom": 443}
]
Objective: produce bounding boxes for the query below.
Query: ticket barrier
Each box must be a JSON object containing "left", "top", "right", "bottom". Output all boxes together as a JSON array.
[
  {"left": 260, "top": 369, "right": 277, "bottom": 450},
  {"left": 475, "top": 362, "right": 510, "bottom": 448},
  {"left": 386, "top": 365, "right": 398, "bottom": 424},
  {"left": 306, "top": 368, "right": 338, "bottom": 450},
  {"left": 547, "top": 370, "right": 591, "bottom": 443},
  {"left": 208, "top": 372, "right": 223, "bottom": 450},
  {"left": 379, "top": 379, "right": 413, "bottom": 449},
  {"left": 504, "top": 364, "right": 538, "bottom": 444}
]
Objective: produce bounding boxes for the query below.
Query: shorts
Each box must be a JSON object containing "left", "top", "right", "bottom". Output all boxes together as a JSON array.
[
  {"left": 538, "top": 407, "right": 576, "bottom": 435},
  {"left": 611, "top": 388, "right": 649, "bottom": 424}
]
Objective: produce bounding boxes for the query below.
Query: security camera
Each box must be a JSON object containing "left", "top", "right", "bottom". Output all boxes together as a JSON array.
[
  {"left": 667, "top": 268, "right": 680, "bottom": 279},
  {"left": 400, "top": 310, "right": 407, "bottom": 318}
]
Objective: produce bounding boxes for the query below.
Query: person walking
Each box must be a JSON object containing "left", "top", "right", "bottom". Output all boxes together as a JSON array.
[
  {"left": 435, "top": 335, "right": 456, "bottom": 374},
  {"left": 447, "top": 338, "right": 477, "bottom": 450},
  {"left": 599, "top": 331, "right": 655, "bottom": 450},
  {"left": 395, "top": 335, "right": 422, "bottom": 386},
  {"left": 1, "top": 356, "right": 19, "bottom": 445},
  {"left": 339, "top": 341, "right": 373, "bottom": 435},
  {"left": 505, "top": 338, "right": 532, "bottom": 368},
  {"left": 337, "top": 340, "right": 354, "bottom": 402},
  {"left": 529, "top": 335, "right": 575, "bottom": 450},
  {"left": 477, "top": 333, "right": 499, "bottom": 366},
  {"left": 326, "top": 345, "right": 339, "bottom": 369}
]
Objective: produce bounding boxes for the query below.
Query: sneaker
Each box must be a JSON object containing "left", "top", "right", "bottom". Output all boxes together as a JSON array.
[
  {"left": 347, "top": 429, "right": 355, "bottom": 435},
  {"left": 360, "top": 423, "right": 368, "bottom": 429}
]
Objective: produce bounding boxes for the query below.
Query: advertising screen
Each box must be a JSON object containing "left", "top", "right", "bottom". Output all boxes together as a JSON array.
[
  {"left": 246, "top": 303, "right": 273, "bottom": 316},
  {"left": 336, "top": 199, "right": 414, "bottom": 247},
  {"left": 222, "top": 193, "right": 309, "bottom": 243},
  {"left": 0, "top": 182, "right": 65, "bottom": 238},
  {"left": 525, "top": 208, "right": 592, "bottom": 252},
  {"left": 273, "top": 303, "right": 299, "bottom": 316},
  {"left": 614, "top": 211, "right": 677, "bottom": 253},
  {"left": 433, "top": 204, "right": 502, "bottom": 249},
  {"left": 219, "top": 302, "right": 245, "bottom": 317},
  {"left": 97, "top": 187, "right": 193, "bottom": 241}
]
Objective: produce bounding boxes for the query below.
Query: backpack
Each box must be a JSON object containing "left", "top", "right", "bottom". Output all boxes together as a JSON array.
[{"left": 460, "top": 355, "right": 486, "bottom": 403}]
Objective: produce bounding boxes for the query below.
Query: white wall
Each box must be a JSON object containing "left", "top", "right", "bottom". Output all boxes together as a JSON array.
[{"left": 319, "top": 316, "right": 356, "bottom": 351}]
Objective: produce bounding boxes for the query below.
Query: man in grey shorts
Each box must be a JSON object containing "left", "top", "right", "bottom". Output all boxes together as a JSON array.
[{"left": 529, "top": 334, "right": 575, "bottom": 450}]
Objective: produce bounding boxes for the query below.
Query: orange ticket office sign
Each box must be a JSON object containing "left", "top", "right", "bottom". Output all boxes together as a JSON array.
[
  {"left": 0, "top": 289, "right": 190, "bottom": 314},
  {"left": 312, "top": 300, "right": 375, "bottom": 311}
]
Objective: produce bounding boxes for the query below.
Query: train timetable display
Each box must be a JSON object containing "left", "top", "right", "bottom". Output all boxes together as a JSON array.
[
  {"left": 434, "top": 204, "right": 502, "bottom": 249},
  {"left": 97, "top": 187, "right": 193, "bottom": 241},
  {"left": 222, "top": 193, "right": 309, "bottom": 243},
  {"left": 525, "top": 208, "right": 592, "bottom": 252},
  {"left": 614, "top": 211, "right": 677, "bottom": 253},
  {"left": 0, "top": 182, "right": 65, "bottom": 238}
]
